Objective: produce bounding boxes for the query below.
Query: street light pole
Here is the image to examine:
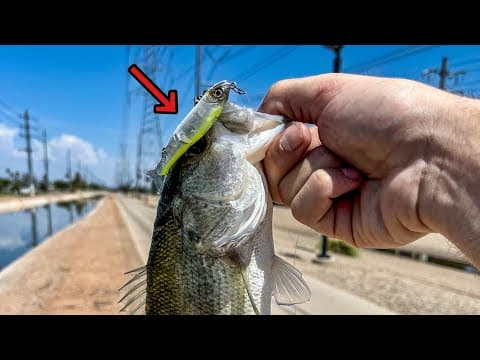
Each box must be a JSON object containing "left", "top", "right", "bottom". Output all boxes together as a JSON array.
[
  {"left": 313, "top": 45, "right": 344, "bottom": 264},
  {"left": 333, "top": 45, "right": 343, "bottom": 73}
]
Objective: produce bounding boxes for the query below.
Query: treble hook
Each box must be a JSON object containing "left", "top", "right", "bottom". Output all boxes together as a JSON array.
[{"left": 229, "top": 82, "right": 246, "bottom": 95}]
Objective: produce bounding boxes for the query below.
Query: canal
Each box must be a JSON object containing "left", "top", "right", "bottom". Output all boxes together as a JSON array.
[{"left": 0, "top": 196, "right": 103, "bottom": 270}]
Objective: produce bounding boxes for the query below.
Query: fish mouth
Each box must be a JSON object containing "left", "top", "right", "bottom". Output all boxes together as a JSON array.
[{"left": 245, "top": 112, "right": 288, "bottom": 164}]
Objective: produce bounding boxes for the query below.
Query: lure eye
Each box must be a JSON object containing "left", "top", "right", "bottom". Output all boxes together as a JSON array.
[{"left": 213, "top": 88, "right": 224, "bottom": 98}]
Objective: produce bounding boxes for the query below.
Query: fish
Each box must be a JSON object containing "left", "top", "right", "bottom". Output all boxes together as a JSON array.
[{"left": 119, "top": 80, "right": 311, "bottom": 315}]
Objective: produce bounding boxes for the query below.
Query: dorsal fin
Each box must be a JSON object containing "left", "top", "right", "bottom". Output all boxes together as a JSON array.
[{"left": 118, "top": 265, "right": 147, "bottom": 314}]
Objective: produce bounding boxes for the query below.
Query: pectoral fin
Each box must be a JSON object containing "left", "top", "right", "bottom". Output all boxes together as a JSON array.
[{"left": 271, "top": 256, "right": 311, "bottom": 305}]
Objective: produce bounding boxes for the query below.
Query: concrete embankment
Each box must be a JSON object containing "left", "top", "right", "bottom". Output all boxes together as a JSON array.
[
  {"left": 0, "top": 191, "right": 107, "bottom": 215},
  {"left": 0, "top": 194, "right": 141, "bottom": 314}
]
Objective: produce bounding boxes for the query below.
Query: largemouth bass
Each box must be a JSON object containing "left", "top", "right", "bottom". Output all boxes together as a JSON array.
[{"left": 119, "top": 80, "right": 310, "bottom": 315}]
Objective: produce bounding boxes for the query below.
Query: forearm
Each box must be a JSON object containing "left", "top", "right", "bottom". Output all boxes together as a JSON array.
[{"left": 419, "top": 95, "right": 480, "bottom": 269}]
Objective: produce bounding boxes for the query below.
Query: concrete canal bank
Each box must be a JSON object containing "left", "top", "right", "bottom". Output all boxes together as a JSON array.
[
  {"left": 0, "top": 195, "right": 142, "bottom": 314},
  {"left": 0, "top": 191, "right": 107, "bottom": 215}
]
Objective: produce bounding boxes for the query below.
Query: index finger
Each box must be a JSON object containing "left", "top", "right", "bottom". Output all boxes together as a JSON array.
[
  {"left": 257, "top": 75, "right": 341, "bottom": 124},
  {"left": 263, "top": 124, "right": 321, "bottom": 203}
]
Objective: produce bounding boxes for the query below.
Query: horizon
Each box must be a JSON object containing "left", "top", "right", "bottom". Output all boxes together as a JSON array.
[{"left": 1, "top": 45, "right": 479, "bottom": 188}]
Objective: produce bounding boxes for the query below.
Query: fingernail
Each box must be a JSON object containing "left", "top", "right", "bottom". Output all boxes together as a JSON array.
[
  {"left": 341, "top": 168, "right": 362, "bottom": 181},
  {"left": 280, "top": 124, "right": 303, "bottom": 152}
]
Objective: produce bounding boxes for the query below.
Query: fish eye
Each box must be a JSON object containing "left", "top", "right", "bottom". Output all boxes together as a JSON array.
[{"left": 187, "top": 136, "right": 208, "bottom": 156}]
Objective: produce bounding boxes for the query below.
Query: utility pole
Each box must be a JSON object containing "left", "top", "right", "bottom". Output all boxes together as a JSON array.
[
  {"left": 116, "top": 45, "right": 132, "bottom": 190},
  {"left": 439, "top": 57, "right": 448, "bottom": 90},
  {"left": 66, "top": 149, "right": 72, "bottom": 192},
  {"left": 42, "top": 129, "right": 49, "bottom": 192},
  {"left": 19, "top": 110, "right": 34, "bottom": 192},
  {"left": 136, "top": 104, "right": 146, "bottom": 195},
  {"left": 195, "top": 45, "right": 202, "bottom": 97},
  {"left": 422, "top": 57, "right": 466, "bottom": 91},
  {"left": 324, "top": 45, "right": 344, "bottom": 73},
  {"left": 313, "top": 46, "right": 344, "bottom": 264},
  {"left": 30, "top": 208, "right": 38, "bottom": 247}
]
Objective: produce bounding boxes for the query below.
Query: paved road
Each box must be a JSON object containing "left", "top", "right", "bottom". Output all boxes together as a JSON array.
[{"left": 114, "top": 194, "right": 395, "bottom": 315}]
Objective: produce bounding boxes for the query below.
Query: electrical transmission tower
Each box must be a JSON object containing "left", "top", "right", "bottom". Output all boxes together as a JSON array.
[
  {"left": 18, "top": 110, "right": 36, "bottom": 193},
  {"left": 115, "top": 45, "right": 133, "bottom": 190},
  {"left": 135, "top": 46, "right": 174, "bottom": 193},
  {"left": 422, "top": 57, "right": 466, "bottom": 90}
]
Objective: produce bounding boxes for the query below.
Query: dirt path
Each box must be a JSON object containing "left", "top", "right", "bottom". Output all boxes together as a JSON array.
[
  {"left": 272, "top": 206, "right": 480, "bottom": 315},
  {"left": 0, "top": 195, "right": 142, "bottom": 314}
]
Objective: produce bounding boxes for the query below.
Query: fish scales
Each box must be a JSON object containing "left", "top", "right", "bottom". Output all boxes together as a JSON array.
[{"left": 120, "top": 81, "right": 310, "bottom": 315}]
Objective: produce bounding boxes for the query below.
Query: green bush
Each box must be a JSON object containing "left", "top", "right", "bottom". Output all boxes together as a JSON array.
[
  {"left": 0, "top": 177, "right": 10, "bottom": 193},
  {"left": 53, "top": 180, "right": 70, "bottom": 191},
  {"left": 328, "top": 238, "right": 359, "bottom": 257}
]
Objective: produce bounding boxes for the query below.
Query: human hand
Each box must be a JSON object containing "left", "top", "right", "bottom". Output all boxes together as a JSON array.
[{"left": 260, "top": 74, "right": 480, "bottom": 267}]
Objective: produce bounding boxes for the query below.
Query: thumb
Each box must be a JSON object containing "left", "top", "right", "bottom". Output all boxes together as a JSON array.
[{"left": 263, "top": 122, "right": 311, "bottom": 203}]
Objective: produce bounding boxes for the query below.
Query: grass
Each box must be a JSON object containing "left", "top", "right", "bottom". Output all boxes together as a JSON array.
[{"left": 321, "top": 238, "right": 359, "bottom": 257}]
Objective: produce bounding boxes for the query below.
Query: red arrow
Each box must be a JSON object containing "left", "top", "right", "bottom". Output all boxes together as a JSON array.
[{"left": 128, "top": 64, "right": 178, "bottom": 114}]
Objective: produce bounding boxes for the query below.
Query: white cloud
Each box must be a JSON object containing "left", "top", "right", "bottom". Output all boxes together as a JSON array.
[
  {"left": 49, "top": 134, "right": 106, "bottom": 165},
  {"left": 0, "top": 123, "right": 114, "bottom": 186},
  {"left": 0, "top": 123, "right": 17, "bottom": 147},
  {"left": 97, "top": 148, "right": 108, "bottom": 161},
  {"left": 0, "top": 123, "right": 25, "bottom": 162}
]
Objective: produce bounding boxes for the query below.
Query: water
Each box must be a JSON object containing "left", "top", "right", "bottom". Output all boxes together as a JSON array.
[{"left": 0, "top": 196, "right": 103, "bottom": 270}]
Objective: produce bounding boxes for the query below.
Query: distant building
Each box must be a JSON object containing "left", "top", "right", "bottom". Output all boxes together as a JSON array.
[{"left": 19, "top": 184, "right": 36, "bottom": 196}]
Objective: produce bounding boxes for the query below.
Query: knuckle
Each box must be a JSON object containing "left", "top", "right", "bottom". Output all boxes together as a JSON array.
[
  {"left": 278, "top": 179, "right": 293, "bottom": 205},
  {"left": 310, "top": 169, "right": 331, "bottom": 193},
  {"left": 269, "top": 79, "right": 290, "bottom": 97},
  {"left": 290, "top": 197, "right": 310, "bottom": 225},
  {"left": 266, "top": 176, "right": 282, "bottom": 204},
  {"left": 264, "top": 137, "right": 280, "bottom": 160}
]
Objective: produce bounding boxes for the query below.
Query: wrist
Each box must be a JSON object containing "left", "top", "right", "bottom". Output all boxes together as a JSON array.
[{"left": 419, "top": 94, "right": 480, "bottom": 267}]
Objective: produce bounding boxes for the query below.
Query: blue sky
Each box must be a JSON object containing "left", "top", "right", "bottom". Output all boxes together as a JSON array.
[{"left": 0, "top": 45, "right": 479, "bottom": 187}]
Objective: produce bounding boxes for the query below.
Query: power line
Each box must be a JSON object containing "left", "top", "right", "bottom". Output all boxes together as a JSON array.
[
  {"left": 449, "top": 56, "right": 480, "bottom": 68},
  {"left": 463, "top": 67, "right": 480, "bottom": 73},
  {"left": 224, "top": 46, "right": 257, "bottom": 63},
  {"left": 0, "top": 97, "right": 20, "bottom": 115},
  {"left": 0, "top": 101, "right": 22, "bottom": 126},
  {"left": 203, "top": 46, "right": 257, "bottom": 80},
  {"left": 174, "top": 63, "right": 195, "bottom": 82},
  {"left": 0, "top": 109, "right": 22, "bottom": 127},
  {"left": 453, "top": 78, "right": 480, "bottom": 88},
  {"left": 345, "top": 45, "right": 436, "bottom": 72},
  {"left": 234, "top": 46, "right": 299, "bottom": 82}
]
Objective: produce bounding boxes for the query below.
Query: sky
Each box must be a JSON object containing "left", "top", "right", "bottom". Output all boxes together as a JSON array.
[{"left": 0, "top": 45, "right": 479, "bottom": 188}]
